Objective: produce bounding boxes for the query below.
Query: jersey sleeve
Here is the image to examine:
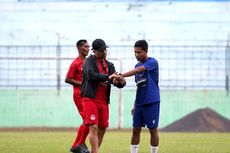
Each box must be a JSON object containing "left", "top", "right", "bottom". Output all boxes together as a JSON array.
[
  {"left": 66, "top": 61, "right": 77, "bottom": 79},
  {"left": 142, "top": 58, "right": 158, "bottom": 72}
]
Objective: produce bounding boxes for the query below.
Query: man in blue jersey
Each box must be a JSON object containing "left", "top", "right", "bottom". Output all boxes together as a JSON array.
[{"left": 120, "top": 40, "right": 160, "bottom": 153}]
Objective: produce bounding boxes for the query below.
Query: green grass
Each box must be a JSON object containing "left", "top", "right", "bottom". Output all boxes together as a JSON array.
[{"left": 0, "top": 130, "right": 230, "bottom": 153}]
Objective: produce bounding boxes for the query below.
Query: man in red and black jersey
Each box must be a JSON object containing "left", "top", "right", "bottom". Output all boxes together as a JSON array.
[{"left": 81, "top": 39, "right": 126, "bottom": 153}]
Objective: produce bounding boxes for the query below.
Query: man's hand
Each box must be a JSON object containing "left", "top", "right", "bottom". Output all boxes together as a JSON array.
[
  {"left": 108, "top": 73, "right": 118, "bottom": 81},
  {"left": 112, "top": 77, "right": 119, "bottom": 85},
  {"left": 112, "top": 73, "right": 126, "bottom": 88}
]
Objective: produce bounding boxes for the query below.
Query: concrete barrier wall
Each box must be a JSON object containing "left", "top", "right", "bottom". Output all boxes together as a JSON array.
[{"left": 0, "top": 89, "right": 229, "bottom": 128}]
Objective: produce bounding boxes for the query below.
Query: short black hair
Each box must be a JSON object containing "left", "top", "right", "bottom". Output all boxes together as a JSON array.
[
  {"left": 76, "top": 39, "right": 87, "bottom": 48},
  {"left": 134, "top": 40, "right": 148, "bottom": 52}
]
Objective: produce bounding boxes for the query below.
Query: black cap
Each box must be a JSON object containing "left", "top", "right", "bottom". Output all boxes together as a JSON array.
[{"left": 91, "top": 39, "right": 108, "bottom": 51}]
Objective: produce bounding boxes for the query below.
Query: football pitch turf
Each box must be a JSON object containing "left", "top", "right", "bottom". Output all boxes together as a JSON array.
[{"left": 0, "top": 130, "right": 229, "bottom": 153}]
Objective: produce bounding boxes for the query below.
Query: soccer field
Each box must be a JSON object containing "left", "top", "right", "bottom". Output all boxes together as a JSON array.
[{"left": 0, "top": 130, "right": 229, "bottom": 153}]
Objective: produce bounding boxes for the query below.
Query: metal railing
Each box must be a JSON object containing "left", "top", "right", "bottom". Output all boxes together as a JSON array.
[{"left": 0, "top": 44, "right": 229, "bottom": 94}]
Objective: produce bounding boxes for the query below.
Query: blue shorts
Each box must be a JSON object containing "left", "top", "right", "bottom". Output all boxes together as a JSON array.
[{"left": 133, "top": 102, "right": 160, "bottom": 128}]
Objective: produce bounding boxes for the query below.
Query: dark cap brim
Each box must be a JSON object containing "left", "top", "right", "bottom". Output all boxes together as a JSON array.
[{"left": 91, "top": 45, "right": 109, "bottom": 50}]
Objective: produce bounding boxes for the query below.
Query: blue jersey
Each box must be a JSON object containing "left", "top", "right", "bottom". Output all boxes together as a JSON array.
[{"left": 135, "top": 57, "right": 160, "bottom": 106}]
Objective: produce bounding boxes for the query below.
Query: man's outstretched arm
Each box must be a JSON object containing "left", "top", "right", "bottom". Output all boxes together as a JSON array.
[{"left": 121, "top": 66, "right": 146, "bottom": 77}]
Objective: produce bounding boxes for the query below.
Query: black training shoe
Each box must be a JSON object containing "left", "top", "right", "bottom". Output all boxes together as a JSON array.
[
  {"left": 70, "top": 146, "right": 81, "bottom": 153},
  {"left": 78, "top": 144, "right": 90, "bottom": 153}
]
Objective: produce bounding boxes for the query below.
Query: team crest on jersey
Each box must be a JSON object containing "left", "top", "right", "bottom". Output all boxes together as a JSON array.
[{"left": 90, "top": 114, "right": 96, "bottom": 120}]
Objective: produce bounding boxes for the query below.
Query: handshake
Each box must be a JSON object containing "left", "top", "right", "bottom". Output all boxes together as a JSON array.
[{"left": 109, "top": 73, "right": 126, "bottom": 88}]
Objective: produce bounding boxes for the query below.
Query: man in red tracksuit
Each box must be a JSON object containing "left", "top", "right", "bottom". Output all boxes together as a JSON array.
[{"left": 65, "top": 39, "right": 90, "bottom": 153}]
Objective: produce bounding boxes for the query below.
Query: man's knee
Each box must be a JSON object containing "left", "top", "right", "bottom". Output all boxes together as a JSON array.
[
  {"left": 133, "top": 127, "right": 141, "bottom": 136},
  {"left": 89, "top": 124, "right": 98, "bottom": 135},
  {"left": 149, "top": 128, "right": 158, "bottom": 135}
]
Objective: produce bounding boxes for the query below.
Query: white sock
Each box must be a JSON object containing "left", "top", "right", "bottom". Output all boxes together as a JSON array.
[
  {"left": 151, "top": 146, "right": 158, "bottom": 153},
  {"left": 130, "top": 145, "right": 139, "bottom": 153}
]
